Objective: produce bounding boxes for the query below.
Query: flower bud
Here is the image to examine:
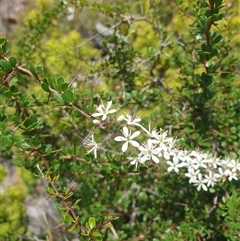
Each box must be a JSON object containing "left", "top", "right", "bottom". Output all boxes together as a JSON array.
[{"left": 93, "top": 119, "right": 101, "bottom": 125}]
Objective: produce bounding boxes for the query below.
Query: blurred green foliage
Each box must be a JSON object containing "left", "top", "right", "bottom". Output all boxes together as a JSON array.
[{"left": 0, "top": 165, "right": 27, "bottom": 241}]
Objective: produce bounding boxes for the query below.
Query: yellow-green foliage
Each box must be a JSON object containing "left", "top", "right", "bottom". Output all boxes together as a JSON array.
[
  {"left": 221, "top": 4, "right": 240, "bottom": 47},
  {"left": 15, "top": 0, "right": 100, "bottom": 81},
  {"left": 43, "top": 30, "right": 99, "bottom": 79},
  {"left": 0, "top": 164, "right": 7, "bottom": 183},
  {"left": 130, "top": 21, "right": 159, "bottom": 55},
  {"left": 0, "top": 166, "right": 27, "bottom": 241},
  {"left": 19, "top": 166, "right": 38, "bottom": 189},
  {"left": 129, "top": 20, "right": 182, "bottom": 91},
  {"left": 22, "top": 0, "right": 54, "bottom": 21}
]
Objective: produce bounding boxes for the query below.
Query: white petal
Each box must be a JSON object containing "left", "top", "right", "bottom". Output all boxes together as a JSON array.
[
  {"left": 152, "top": 155, "right": 160, "bottom": 164},
  {"left": 131, "top": 131, "right": 141, "bottom": 139},
  {"left": 147, "top": 139, "right": 153, "bottom": 148},
  {"left": 202, "top": 184, "right": 208, "bottom": 191},
  {"left": 101, "top": 114, "right": 107, "bottom": 120},
  {"left": 142, "top": 155, "right": 150, "bottom": 162},
  {"left": 167, "top": 161, "right": 173, "bottom": 166},
  {"left": 163, "top": 152, "right": 170, "bottom": 160},
  {"left": 122, "top": 126, "right": 129, "bottom": 137},
  {"left": 108, "top": 109, "right": 117, "bottom": 114},
  {"left": 122, "top": 142, "right": 129, "bottom": 152},
  {"left": 117, "top": 115, "right": 125, "bottom": 122},
  {"left": 130, "top": 160, "right": 136, "bottom": 165},
  {"left": 114, "top": 136, "right": 126, "bottom": 142},
  {"left": 130, "top": 140, "right": 140, "bottom": 147},
  {"left": 138, "top": 146, "right": 144, "bottom": 152},
  {"left": 106, "top": 100, "right": 112, "bottom": 111},
  {"left": 93, "top": 149, "right": 97, "bottom": 159},
  {"left": 174, "top": 167, "right": 179, "bottom": 173},
  {"left": 92, "top": 113, "right": 103, "bottom": 117}
]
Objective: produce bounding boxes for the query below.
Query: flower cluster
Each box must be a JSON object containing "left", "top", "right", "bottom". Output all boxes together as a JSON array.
[
  {"left": 114, "top": 120, "right": 177, "bottom": 169},
  {"left": 178, "top": 151, "right": 240, "bottom": 191},
  {"left": 85, "top": 101, "right": 240, "bottom": 191}
]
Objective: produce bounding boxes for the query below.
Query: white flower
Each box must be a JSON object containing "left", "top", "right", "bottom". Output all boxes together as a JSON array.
[
  {"left": 225, "top": 169, "right": 238, "bottom": 181},
  {"left": 150, "top": 129, "right": 175, "bottom": 153},
  {"left": 185, "top": 168, "right": 200, "bottom": 183},
  {"left": 207, "top": 154, "right": 221, "bottom": 169},
  {"left": 114, "top": 126, "right": 140, "bottom": 152},
  {"left": 204, "top": 170, "right": 217, "bottom": 187},
  {"left": 191, "top": 154, "right": 208, "bottom": 169},
  {"left": 118, "top": 113, "right": 142, "bottom": 127},
  {"left": 128, "top": 155, "right": 146, "bottom": 170},
  {"left": 165, "top": 137, "right": 177, "bottom": 150},
  {"left": 84, "top": 135, "right": 99, "bottom": 159},
  {"left": 92, "top": 100, "right": 117, "bottom": 121},
  {"left": 180, "top": 154, "right": 198, "bottom": 171},
  {"left": 226, "top": 159, "right": 240, "bottom": 173},
  {"left": 138, "top": 139, "right": 160, "bottom": 164},
  {"left": 213, "top": 167, "right": 227, "bottom": 182},
  {"left": 193, "top": 173, "right": 208, "bottom": 191},
  {"left": 167, "top": 155, "right": 184, "bottom": 173},
  {"left": 151, "top": 129, "right": 169, "bottom": 144},
  {"left": 196, "top": 34, "right": 202, "bottom": 40}
]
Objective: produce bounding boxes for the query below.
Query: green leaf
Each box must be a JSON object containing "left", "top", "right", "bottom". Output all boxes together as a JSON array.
[
  {"left": 9, "top": 57, "right": 17, "bottom": 67},
  {"left": 41, "top": 82, "right": 49, "bottom": 92},
  {"left": 7, "top": 114, "right": 20, "bottom": 122},
  {"left": 73, "top": 110, "right": 81, "bottom": 117},
  {"left": 45, "top": 144, "right": 52, "bottom": 155},
  {"left": 52, "top": 163, "right": 60, "bottom": 172},
  {"left": 57, "top": 205, "right": 66, "bottom": 211},
  {"left": 221, "top": 141, "right": 227, "bottom": 147},
  {"left": 0, "top": 60, "right": 13, "bottom": 72},
  {"left": 0, "top": 38, "right": 6, "bottom": 44},
  {"left": 36, "top": 66, "right": 44, "bottom": 74},
  {"left": 0, "top": 86, "right": 8, "bottom": 93},
  {"left": 62, "top": 89, "right": 74, "bottom": 103},
  {"left": 68, "top": 223, "right": 77, "bottom": 232},
  {"left": 21, "top": 142, "right": 31, "bottom": 150},
  {"left": 72, "top": 199, "right": 81, "bottom": 208},
  {"left": 56, "top": 77, "right": 64, "bottom": 87},
  {"left": 209, "top": 48, "right": 219, "bottom": 60},
  {"left": 230, "top": 127, "right": 237, "bottom": 134},
  {"left": 53, "top": 174, "right": 60, "bottom": 182},
  {"left": 92, "top": 231, "right": 102, "bottom": 240},
  {"left": 29, "top": 65, "right": 39, "bottom": 79},
  {"left": 88, "top": 217, "right": 96, "bottom": 229},
  {"left": 87, "top": 104, "right": 95, "bottom": 114},
  {"left": 54, "top": 92, "right": 64, "bottom": 103},
  {"left": 29, "top": 65, "right": 36, "bottom": 73},
  {"left": 47, "top": 187, "right": 56, "bottom": 195},
  {"left": 10, "top": 85, "right": 18, "bottom": 94},
  {"left": 0, "top": 135, "right": 13, "bottom": 148},
  {"left": 4, "top": 90, "right": 12, "bottom": 99},
  {"left": 61, "top": 82, "right": 69, "bottom": 92},
  {"left": 213, "top": 35, "right": 222, "bottom": 44},
  {"left": 23, "top": 115, "right": 37, "bottom": 128},
  {"left": 64, "top": 214, "right": 74, "bottom": 223},
  {"left": 5, "top": 41, "right": 11, "bottom": 53}
]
